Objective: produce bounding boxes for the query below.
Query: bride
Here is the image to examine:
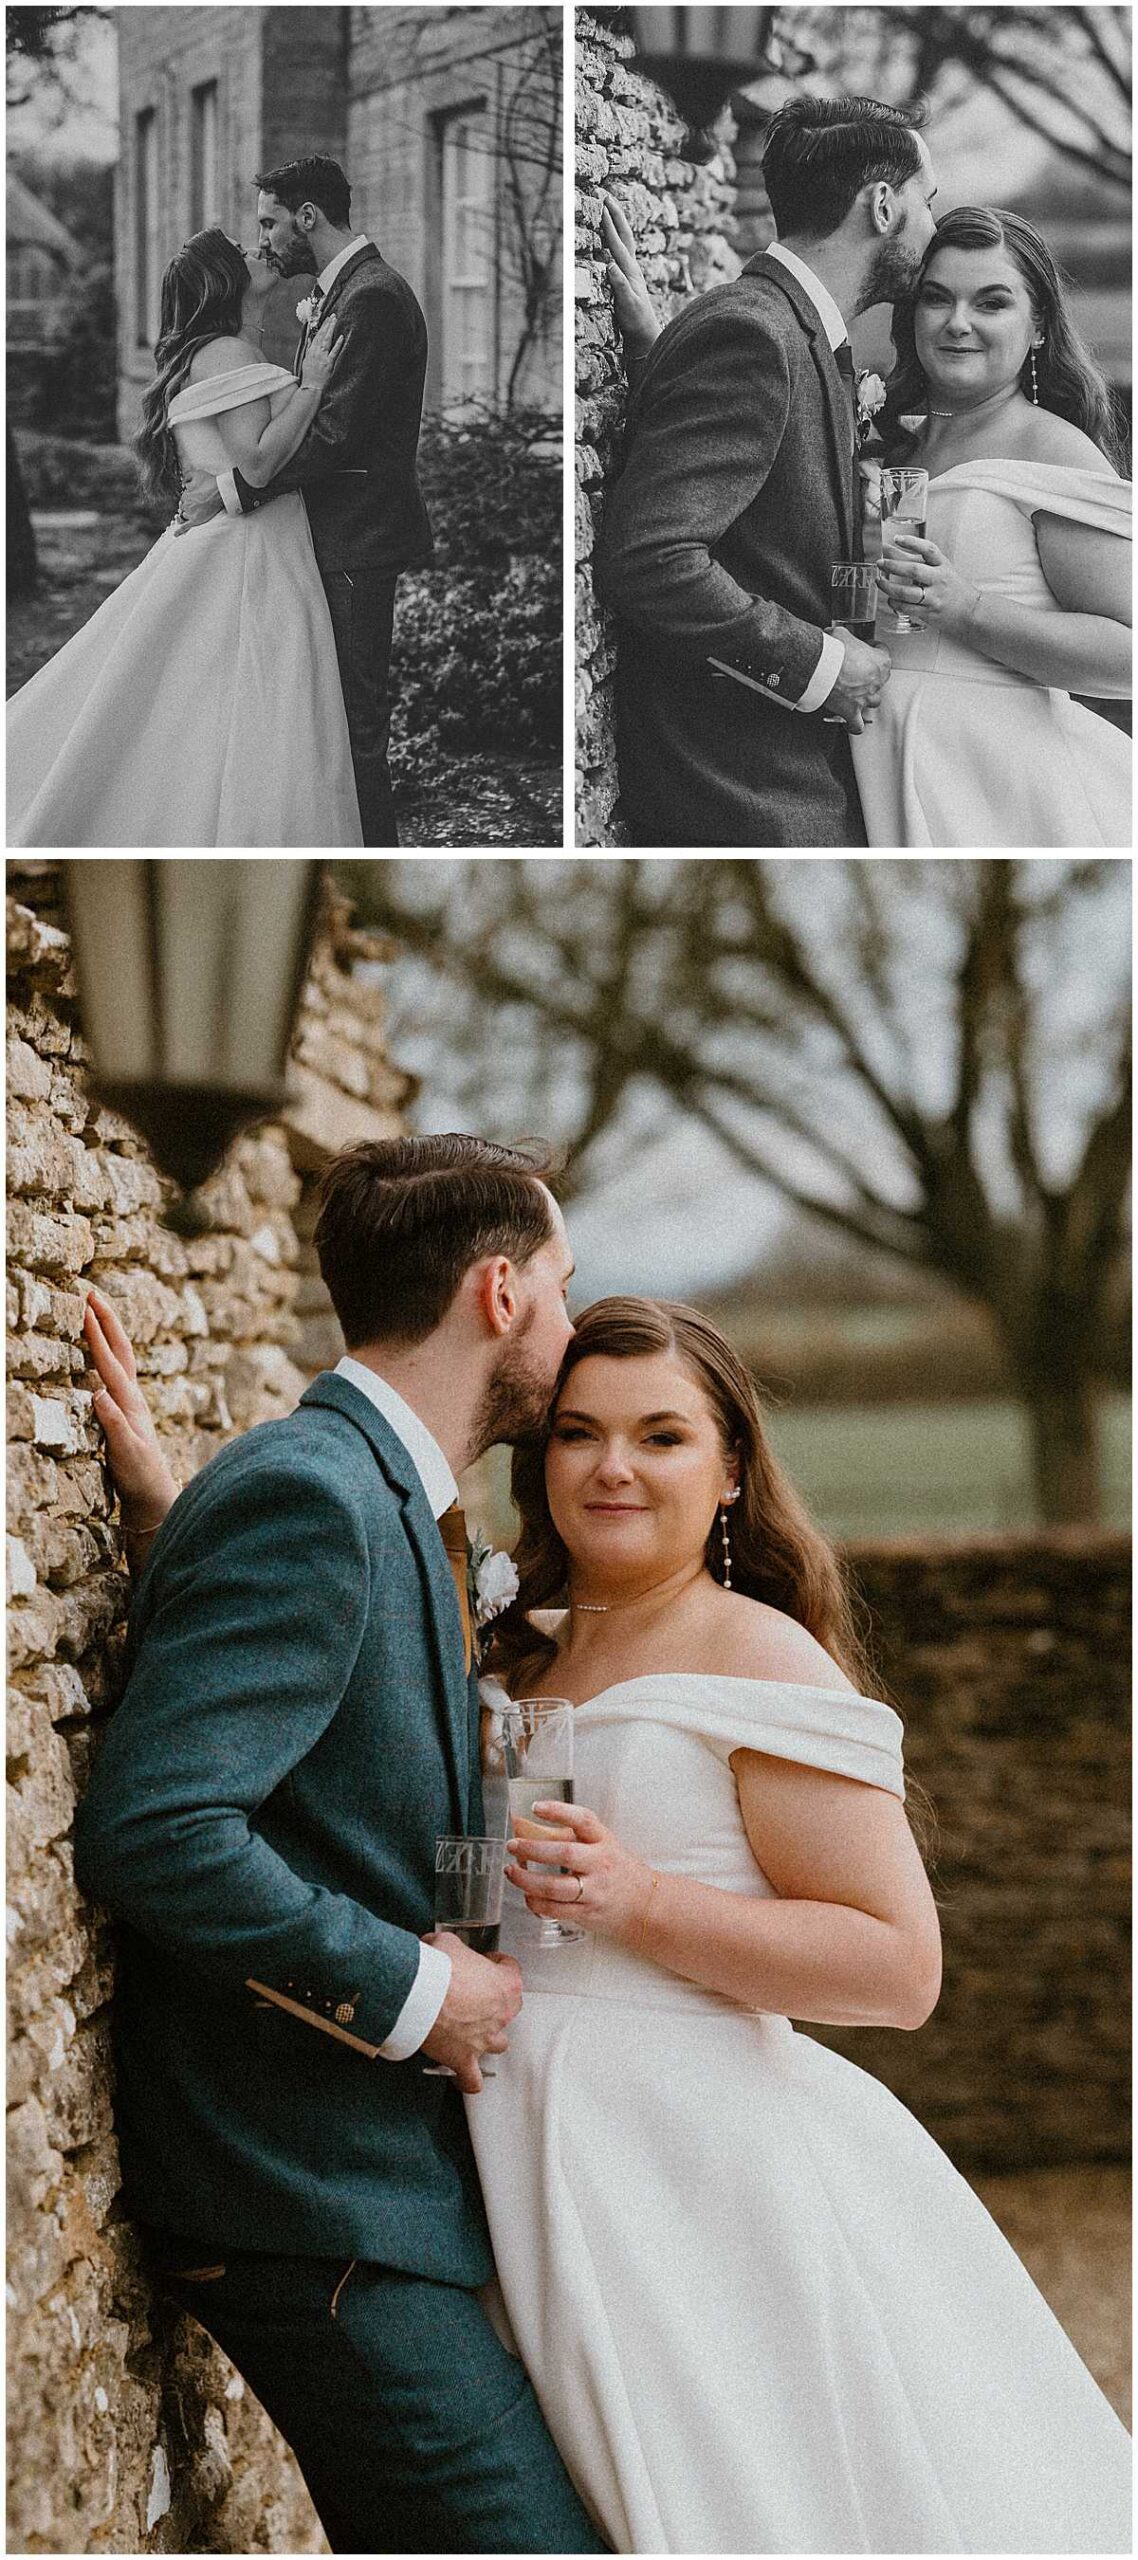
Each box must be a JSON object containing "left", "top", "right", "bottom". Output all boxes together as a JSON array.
[
  {"left": 7, "top": 228, "right": 362, "bottom": 849},
  {"left": 84, "top": 1285, "right": 1130, "bottom": 2555},
  {"left": 603, "top": 199, "right": 1131, "bottom": 849}
]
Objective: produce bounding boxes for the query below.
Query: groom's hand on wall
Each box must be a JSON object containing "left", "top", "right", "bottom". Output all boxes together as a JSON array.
[
  {"left": 823, "top": 632, "right": 893, "bottom": 733},
  {"left": 420, "top": 1935, "right": 524, "bottom": 2092}
]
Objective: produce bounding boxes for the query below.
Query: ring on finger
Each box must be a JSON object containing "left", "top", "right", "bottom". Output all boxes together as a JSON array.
[{"left": 573, "top": 1874, "right": 585, "bottom": 1903}]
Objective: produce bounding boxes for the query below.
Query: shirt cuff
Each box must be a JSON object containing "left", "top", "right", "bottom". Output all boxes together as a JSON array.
[
  {"left": 217, "top": 471, "right": 242, "bottom": 517},
  {"left": 379, "top": 1938, "right": 452, "bottom": 2061},
  {"left": 795, "top": 630, "right": 845, "bottom": 714}
]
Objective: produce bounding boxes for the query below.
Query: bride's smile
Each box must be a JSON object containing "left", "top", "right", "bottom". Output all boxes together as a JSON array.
[{"left": 545, "top": 1350, "right": 739, "bottom": 1600}]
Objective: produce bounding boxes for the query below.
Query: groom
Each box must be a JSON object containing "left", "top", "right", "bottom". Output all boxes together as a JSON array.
[
  {"left": 178, "top": 154, "right": 432, "bottom": 846},
  {"left": 596, "top": 94, "right": 939, "bottom": 846},
  {"left": 74, "top": 1135, "right": 607, "bottom": 2555}
]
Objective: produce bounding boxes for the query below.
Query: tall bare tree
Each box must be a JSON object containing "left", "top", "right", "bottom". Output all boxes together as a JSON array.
[
  {"left": 797, "top": 6, "right": 1131, "bottom": 195},
  {"left": 336, "top": 858, "right": 1131, "bottom": 1526}
]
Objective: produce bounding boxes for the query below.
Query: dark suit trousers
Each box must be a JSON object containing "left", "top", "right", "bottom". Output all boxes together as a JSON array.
[
  {"left": 320, "top": 569, "right": 401, "bottom": 848},
  {"left": 159, "top": 2247, "right": 609, "bottom": 2554}
]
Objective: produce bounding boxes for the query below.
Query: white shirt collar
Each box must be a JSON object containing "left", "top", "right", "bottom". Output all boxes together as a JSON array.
[
  {"left": 766, "top": 243, "right": 849, "bottom": 354},
  {"left": 317, "top": 234, "right": 372, "bottom": 297},
  {"left": 334, "top": 1356, "right": 459, "bottom": 1520}
]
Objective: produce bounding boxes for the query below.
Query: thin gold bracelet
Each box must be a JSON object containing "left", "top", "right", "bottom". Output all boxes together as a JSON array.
[{"left": 635, "top": 1870, "right": 661, "bottom": 1955}]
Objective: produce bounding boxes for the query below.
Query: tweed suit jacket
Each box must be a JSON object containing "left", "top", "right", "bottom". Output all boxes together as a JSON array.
[
  {"left": 233, "top": 245, "right": 434, "bottom": 572},
  {"left": 72, "top": 1371, "right": 492, "bottom": 2279},
  {"left": 595, "top": 252, "right": 867, "bottom": 848}
]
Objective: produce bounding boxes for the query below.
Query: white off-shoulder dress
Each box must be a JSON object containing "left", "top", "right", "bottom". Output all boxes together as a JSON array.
[
  {"left": 7, "top": 363, "right": 362, "bottom": 848},
  {"left": 852, "top": 463, "right": 1131, "bottom": 848},
  {"left": 468, "top": 1674, "right": 1131, "bottom": 2554}
]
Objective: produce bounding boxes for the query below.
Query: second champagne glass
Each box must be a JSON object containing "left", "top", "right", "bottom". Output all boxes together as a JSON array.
[{"left": 423, "top": 1833, "right": 508, "bottom": 2078}]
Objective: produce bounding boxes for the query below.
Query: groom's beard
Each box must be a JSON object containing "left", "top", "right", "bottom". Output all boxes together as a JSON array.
[
  {"left": 866, "top": 236, "right": 924, "bottom": 309},
  {"left": 474, "top": 1339, "right": 557, "bottom": 1455},
  {"left": 268, "top": 235, "right": 318, "bottom": 281}
]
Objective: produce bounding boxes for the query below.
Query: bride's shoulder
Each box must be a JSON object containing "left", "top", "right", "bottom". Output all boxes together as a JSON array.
[
  {"left": 187, "top": 334, "right": 263, "bottom": 381},
  {"left": 1018, "top": 411, "right": 1119, "bottom": 479},
  {"left": 703, "top": 1592, "right": 856, "bottom": 1695}
]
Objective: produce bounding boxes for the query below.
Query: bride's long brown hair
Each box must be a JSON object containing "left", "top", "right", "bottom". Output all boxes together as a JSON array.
[
  {"left": 484, "top": 1296, "right": 877, "bottom": 1698},
  {"left": 135, "top": 228, "right": 250, "bottom": 508}
]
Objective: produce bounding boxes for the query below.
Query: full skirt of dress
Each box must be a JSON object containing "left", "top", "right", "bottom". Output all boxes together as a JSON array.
[
  {"left": 7, "top": 494, "right": 363, "bottom": 848},
  {"left": 852, "top": 659, "right": 1130, "bottom": 850},
  {"left": 469, "top": 1676, "right": 1132, "bottom": 2555}
]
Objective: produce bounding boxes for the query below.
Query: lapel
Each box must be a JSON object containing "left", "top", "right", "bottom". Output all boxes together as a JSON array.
[
  {"left": 749, "top": 253, "right": 856, "bottom": 556},
  {"left": 314, "top": 243, "right": 379, "bottom": 328},
  {"left": 300, "top": 1373, "right": 470, "bottom": 1828}
]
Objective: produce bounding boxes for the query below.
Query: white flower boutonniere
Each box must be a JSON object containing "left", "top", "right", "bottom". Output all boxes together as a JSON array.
[
  {"left": 855, "top": 369, "right": 887, "bottom": 446},
  {"left": 295, "top": 291, "right": 323, "bottom": 331},
  {"left": 467, "top": 1528, "right": 519, "bottom": 1631}
]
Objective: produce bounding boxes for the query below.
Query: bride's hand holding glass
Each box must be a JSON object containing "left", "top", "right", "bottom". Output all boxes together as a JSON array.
[
  {"left": 507, "top": 1799, "right": 658, "bottom": 1946},
  {"left": 876, "top": 534, "right": 981, "bottom": 636}
]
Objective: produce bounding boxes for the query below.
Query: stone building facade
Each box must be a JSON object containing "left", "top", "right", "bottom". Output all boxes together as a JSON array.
[
  {"left": 116, "top": 4, "right": 561, "bottom": 433},
  {"left": 574, "top": 15, "right": 738, "bottom": 845},
  {"left": 7, "top": 864, "right": 411, "bottom": 2555}
]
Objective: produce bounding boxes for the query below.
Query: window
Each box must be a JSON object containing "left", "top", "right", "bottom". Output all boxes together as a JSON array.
[
  {"left": 190, "top": 80, "right": 219, "bottom": 232},
  {"left": 135, "top": 106, "right": 161, "bottom": 349},
  {"left": 440, "top": 107, "right": 493, "bottom": 412}
]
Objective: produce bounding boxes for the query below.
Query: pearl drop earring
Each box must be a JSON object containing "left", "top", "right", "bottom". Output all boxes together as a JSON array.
[
  {"left": 719, "top": 1489, "right": 740, "bottom": 1589},
  {"left": 1030, "top": 346, "right": 1040, "bottom": 405}
]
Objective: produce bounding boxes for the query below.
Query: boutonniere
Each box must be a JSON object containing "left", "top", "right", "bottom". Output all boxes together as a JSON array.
[
  {"left": 295, "top": 290, "right": 323, "bottom": 331},
  {"left": 467, "top": 1528, "right": 519, "bottom": 1631},
  {"left": 855, "top": 370, "right": 887, "bottom": 445}
]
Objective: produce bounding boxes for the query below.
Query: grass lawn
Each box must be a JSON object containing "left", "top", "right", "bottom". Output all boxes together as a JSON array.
[{"left": 764, "top": 1394, "right": 1131, "bottom": 1541}]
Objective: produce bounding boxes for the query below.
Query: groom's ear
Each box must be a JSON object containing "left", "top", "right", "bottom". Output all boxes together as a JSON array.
[
  {"left": 475, "top": 1255, "right": 518, "bottom": 1339},
  {"left": 869, "top": 181, "right": 895, "bottom": 236}
]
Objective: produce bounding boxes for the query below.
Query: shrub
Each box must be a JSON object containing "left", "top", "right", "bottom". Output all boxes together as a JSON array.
[
  {"left": 416, "top": 403, "right": 560, "bottom": 571},
  {"left": 389, "top": 404, "right": 562, "bottom": 775}
]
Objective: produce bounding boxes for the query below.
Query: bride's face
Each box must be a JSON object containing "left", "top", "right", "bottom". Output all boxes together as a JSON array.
[
  {"left": 544, "top": 1352, "right": 738, "bottom": 1591},
  {"left": 914, "top": 245, "right": 1039, "bottom": 406},
  {"left": 236, "top": 242, "right": 276, "bottom": 302}
]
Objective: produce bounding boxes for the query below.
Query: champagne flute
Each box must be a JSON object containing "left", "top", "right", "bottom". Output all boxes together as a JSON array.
[
  {"left": 879, "top": 467, "right": 929, "bottom": 634},
  {"left": 823, "top": 561, "right": 879, "bottom": 723},
  {"left": 488, "top": 1698, "right": 583, "bottom": 1949},
  {"left": 831, "top": 561, "right": 877, "bottom": 644},
  {"left": 422, "top": 1833, "right": 508, "bottom": 2078}
]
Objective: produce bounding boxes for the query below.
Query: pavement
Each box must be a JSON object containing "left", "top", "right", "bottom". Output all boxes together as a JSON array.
[{"left": 974, "top": 2163, "right": 1131, "bottom": 2425}]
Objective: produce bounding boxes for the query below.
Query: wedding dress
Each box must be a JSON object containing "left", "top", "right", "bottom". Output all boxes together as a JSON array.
[
  {"left": 851, "top": 463, "right": 1131, "bottom": 848},
  {"left": 7, "top": 364, "right": 362, "bottom": 848},
  {"left": 470, "top": 1671, "right": 1131, "bottom": 2554}
]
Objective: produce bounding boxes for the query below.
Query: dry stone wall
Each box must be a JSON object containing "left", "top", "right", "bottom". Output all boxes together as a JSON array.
[
  {"left": 7, "top": 864, "right": 411, "bottom": 2556},
  {"left": 575, "top": 14, "right": 737, "bottom": 844},
  {"left": 822, "top": 1533, "right": 1131, "bottom": 2170}
]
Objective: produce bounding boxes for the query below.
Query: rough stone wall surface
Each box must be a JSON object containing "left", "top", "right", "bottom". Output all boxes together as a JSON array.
[
  {"left": 6, "top": 865, "right": 410, "bottom": 2557},
  {"left": 815, "top": 1533, "right": 1131, "bottom": 2171},
  {"left": 575, "top": 14, "right": 738, "bottom": 846}
]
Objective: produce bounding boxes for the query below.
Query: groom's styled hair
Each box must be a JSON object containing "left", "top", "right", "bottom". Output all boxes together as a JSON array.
[
  {"left": 256, "top": 154, "right": 352, "bottom": 227},
  {"left": 762, "top": 94, "right": 926, "bottom": 243},
  {"left": 315, "top": 1135, "right": 562, "bottom": 1348}
]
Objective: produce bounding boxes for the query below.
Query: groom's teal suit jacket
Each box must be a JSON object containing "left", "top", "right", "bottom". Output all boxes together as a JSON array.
[{"left": 73, "top": 1372, "right": 493, "bottom": 2283}]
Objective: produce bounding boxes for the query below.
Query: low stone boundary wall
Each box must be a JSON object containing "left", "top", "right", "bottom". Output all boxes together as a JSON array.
[{"left": 814, "top": 1533, "right": 1131, "bottom": 2170}]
